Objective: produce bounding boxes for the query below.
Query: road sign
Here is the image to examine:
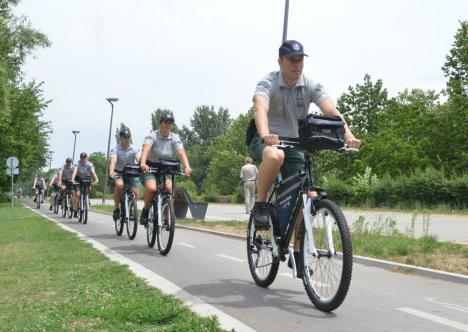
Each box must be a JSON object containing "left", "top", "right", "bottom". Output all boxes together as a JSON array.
[
  {"left": 6, "top": 167, "right": 19, "bottom": 176},
  {"left": 6, "top": 156, "right": 19, "bottom": 169}
]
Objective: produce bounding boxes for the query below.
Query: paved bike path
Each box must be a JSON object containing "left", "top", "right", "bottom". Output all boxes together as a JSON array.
[{"left": 26, "top": 202, "right": 468, "bottom": 332}]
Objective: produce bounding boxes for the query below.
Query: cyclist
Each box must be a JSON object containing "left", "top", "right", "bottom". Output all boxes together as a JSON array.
[
  {"left": 109, "top": 128, "right": 141, "bottom": 221},
  {"left": 32, "top": 174, "right": 46, "bottom": 203},
  {"left": 139, "top": 114, "right": 192, "bottom": 225},
  {"left": 48, "top": 170, "right": 60, "bottom": 210},
  {"left": 71, "top": 152, "right": 99, "bottom": 218},
  {"left": 250, "top": 40, "right": 361, "bottom": 274},
  {"left": 58, "top": 157, "right": 74, "bottom": 209}
]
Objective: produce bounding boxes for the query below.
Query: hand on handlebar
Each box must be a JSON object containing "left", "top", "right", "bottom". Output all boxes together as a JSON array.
[
  {"left": 140, "top": 164, "right": 149, "bottom": 173},
  {"left": 261, "top": 134, "right": 280, "bottom": 146},
  {"left": 183, "top": 166, "right": 192, "bottom": 176},
  {"left": 344, "top": 133, "right": 361, "bottom": 149}
]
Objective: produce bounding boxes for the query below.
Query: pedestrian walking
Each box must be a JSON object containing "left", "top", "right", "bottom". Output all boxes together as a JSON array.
[{"left": 240, "top": 157, "right": 258, "bottom": 214}]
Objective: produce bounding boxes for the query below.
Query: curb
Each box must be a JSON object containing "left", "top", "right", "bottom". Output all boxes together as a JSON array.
[{"left": 91, "top": 209, "right": 468, "bottom": 285}]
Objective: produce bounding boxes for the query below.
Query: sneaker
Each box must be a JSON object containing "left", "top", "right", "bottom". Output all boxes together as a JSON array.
[
  {"left": 288, "top": 251, "right": 304, "bottom": 278},
  {"left": 73, "top": 211, "right": 78, "bottom": 218},
  {"left": 33, "top": 196, "right": 37, "bottom": 203},
  {"left": 139, "top": 208, "right": 149, "bottom": 226},
  {"left": 252, "top": 202, "right": 270, "bottom": 229},
  {"left": 113, "top": 208, "right": 120, "bottom": 221},
  {"left": 49, "top": 206, "right": 53, "bottom": 211}
]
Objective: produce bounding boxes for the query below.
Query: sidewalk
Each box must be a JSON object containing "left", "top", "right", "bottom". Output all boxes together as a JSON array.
[{"left": 91, "top": 199, "right": 468, "bottom": 244}]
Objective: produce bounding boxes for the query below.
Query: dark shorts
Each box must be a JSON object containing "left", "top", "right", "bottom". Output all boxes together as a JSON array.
[
  {"left": 113, "top": 170, "right": 139, "bottom": 189},
  {"left": 249, "top": 132, "right": 305, "bottom": 179},
  {"left": 74, "top": 177, "right": 91, "bottom": 193}
]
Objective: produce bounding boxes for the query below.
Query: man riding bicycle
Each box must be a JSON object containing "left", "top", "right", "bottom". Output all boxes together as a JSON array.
[
  {"left": 109, "top": 128, "right": 141, "bottom": 221},
  {"left": 58, "top": 157, "right": 74, "bottom": 208},
  {"left": 32, "top": 174, "right": 46, "bottom": 203},
  {"left": 250, "top": 40, "right": 361, "bottom": 273},
  {"left": 71, "top": 152, "right": 99, "bottom": 218},
  {"left": 48, "top": 171, "right": 60, "bottom": 210},
  {"left": 139, "top": 114, "right": 192, "bottom": 225}
]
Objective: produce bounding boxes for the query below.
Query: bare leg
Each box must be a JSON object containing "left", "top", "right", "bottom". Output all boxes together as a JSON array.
[
  {"left": 257, "top": 147, "right": 284, "bottom": 202},
  {"left": 113, "top": 180, "right": 124, "bottom": 209}
]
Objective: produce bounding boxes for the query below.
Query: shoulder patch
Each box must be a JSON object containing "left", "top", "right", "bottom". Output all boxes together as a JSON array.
[{"left": 257, "top": 80, "right": 271, "bottom": 90}]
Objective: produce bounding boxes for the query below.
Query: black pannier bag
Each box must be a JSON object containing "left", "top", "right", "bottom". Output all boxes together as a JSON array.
[{"left": 298, "top": 114, "right": 345, "bottom": 151}]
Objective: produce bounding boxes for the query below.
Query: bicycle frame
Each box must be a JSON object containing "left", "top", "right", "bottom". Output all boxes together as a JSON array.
[{"left": 268, "top": 148, "right": 331, "bottom": 262}]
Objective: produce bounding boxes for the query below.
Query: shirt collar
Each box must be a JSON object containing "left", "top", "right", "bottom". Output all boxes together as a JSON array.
[
  {"left": 156, "top": 130, "right": 172, "bottom": 140},
  {"left": 278, "top": 71, "right": 305, "bottom": 88}
]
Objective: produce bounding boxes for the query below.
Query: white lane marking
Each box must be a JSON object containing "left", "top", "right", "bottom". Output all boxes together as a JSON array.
[
  {"left": 426, "top": 297, "right": 468, "bottom": 313},
  {"left": 217, "top": 254, "right": 245, "bottom": 263},
  {"left": 278, "top": 273, "right": 331, "bottom": 287},
  {"left": 398, "top": 307, "right": 468, "bottom": 331},
  {"left": 177, "top": 242, "right": 196, "bottom": 248},
  {"left": 24, "top": 205, "right": 256, "bottom": 332}
]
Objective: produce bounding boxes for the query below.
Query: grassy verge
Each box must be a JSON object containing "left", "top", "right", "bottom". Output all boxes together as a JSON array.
[{"left": 0, "top": 204, "right": 224, "bottom": 331}]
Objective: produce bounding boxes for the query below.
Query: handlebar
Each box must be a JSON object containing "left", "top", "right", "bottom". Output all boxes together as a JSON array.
[
  {"left": 147, "top": 167, "right": 186, "bottom": 176},
  {"left": 272, "top": 140, "right": 359, "bottom": 153}
]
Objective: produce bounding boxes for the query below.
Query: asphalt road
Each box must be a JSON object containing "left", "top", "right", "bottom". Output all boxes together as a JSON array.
[
  {"left": 94, "top": 199, "right": 468, "bottom": 244},
  {"left": 25, "top": 200, "right": 468, "bottom": 332}
]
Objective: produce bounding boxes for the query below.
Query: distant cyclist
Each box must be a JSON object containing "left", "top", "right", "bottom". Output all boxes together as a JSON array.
[
  {"left": 71, "top": 152, "right": 99, "bottom": 218},
  {"left": 32, "top": 174, "right": 46, "bottom": 203},
  {"left": 139, "top": 114, "right": 192, "bottom": 225},
  {"left": 109, "top": 128, "right": 141, "bottom": 221},
  {"left": 48, "top": 170, "right": 60, "bottom": 210},
  {"left": 58, "top": 157, "right": 74, "bottom": 206}
]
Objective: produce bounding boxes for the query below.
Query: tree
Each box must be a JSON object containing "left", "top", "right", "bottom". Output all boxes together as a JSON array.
[
  {"left": 338, "top": 74, "right": 389, "bottom": 135},
  {"left": 187, "top": 105, "right": 231, "bottom": 146},
  {"left": 0, "top": 1, "right": 51, "bottom": 200},
  {"left": 88, "top": 152, "right": 106, "bottom": 194}
]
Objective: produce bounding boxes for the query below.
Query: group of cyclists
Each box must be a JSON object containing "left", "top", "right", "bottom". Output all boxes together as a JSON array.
[
  {"left": 30, "top": 41, "right": 361, "bottom": 304},
  {"left": 33, "top": 113, "right": 192, "bottom": 226}
]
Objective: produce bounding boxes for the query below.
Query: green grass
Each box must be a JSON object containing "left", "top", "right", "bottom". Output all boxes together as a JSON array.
[{"left": 0, "top": 204, "right": 224, "bottom": 331}]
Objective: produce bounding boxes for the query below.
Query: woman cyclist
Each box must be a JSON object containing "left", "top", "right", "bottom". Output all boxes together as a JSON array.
[{"left": 139, "top": 114, "right": 192, "bottom": 225}]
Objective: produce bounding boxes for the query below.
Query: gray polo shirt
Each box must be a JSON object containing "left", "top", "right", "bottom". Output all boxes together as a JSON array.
[
  {"left": 110, "top": 144, "right": 140, "bottom": 171},
  {"left": 143, "top": 130, "right": 183, "bottom": 163},
  {"left": 75, "top": 160, "right": 94, "bottom": 179},
  {"left": 254, "top": 71, "right": 330, "bottom": 138},
  {"left": 60, "top": 164, "right": 74, "bottom": 181}
]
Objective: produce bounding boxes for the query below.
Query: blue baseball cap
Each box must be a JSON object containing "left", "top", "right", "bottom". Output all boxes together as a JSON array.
[{"left": 279, "top": 40, "right": 308, "bottom": 58}]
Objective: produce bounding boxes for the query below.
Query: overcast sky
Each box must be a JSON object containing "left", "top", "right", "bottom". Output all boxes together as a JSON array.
[{"left": 16, "top": 0, "right": 467, "bottom": 169}]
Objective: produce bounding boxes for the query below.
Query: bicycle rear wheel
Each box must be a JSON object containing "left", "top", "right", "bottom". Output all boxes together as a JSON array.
[
  {"left": 157, "top": 196, "right": 175, "bottom": 255},
  {"left": 246, "top": 215, "right": 279, "bottom": 287},
  {"left": 126, "top": 197, "right": 138, "bottom": 240},
  {"left": 146, "top": 205, "right": 157, "bottom": 248},
  {"left": 300, "top": 199, "right": 352, "bottom": 312}
]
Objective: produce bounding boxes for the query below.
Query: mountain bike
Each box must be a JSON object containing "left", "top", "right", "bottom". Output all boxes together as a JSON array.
[
  {"left": 77, "top": 178, "right": 92, "bottom": 224},
  {"left": 113, "top": 166, "right": 140, "bottom": 239},
  {"left": 61, "top": 181, "right": 74, "bottom": 218},
  {"left": 146, "top": 159, "right": 184, "bottom": 255},
  {"left": 247, "top": 140, "right": 357, "bottom": 312}
]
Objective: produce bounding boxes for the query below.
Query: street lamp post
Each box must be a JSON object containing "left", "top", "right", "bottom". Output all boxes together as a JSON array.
[
  {"left": 282, "top": 0, "right": 289, "bottom": 42},
  {"left": 72, "top": 130, "right": 80, "bottom": 163},
  {"left": 102, "top": 97, "right": 119, "bottom": 206},
  {"left": 48, "top": 151, "right": 54, "bottom": 171}
]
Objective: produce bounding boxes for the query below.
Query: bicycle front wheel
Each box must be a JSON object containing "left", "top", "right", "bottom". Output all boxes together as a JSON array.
[
  {"left": 246, "top": 215, "right": 279, "bottom": 287},
  {"left": 54, "top": 195, "right": 59, "bottom": 214},
  {"left": 61, "top": 196, "right": 67, "bottom": 217},
  {"left": 300, "top": 199, "right": 352, "bottom": 312},
  {"left": 36, "top": 193, "right": 41, "bottom": 209},
  {"left": 67, "top": 196, "right": 73, "bottom": 219},
  {"left": 157, "top": 196, "right": 175, "bottom": 255},
  {"left": 126, "top": 197, "right": 138, "bottom": 240},
  {"left": 146, "top": 205, "right": 157, "bottom": 248},
  {"left": 114, "top": 205, "right": 124, "bottom": 236},
  {"left": 82, "top": 194, "right": 88, "bottom": 224}
]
